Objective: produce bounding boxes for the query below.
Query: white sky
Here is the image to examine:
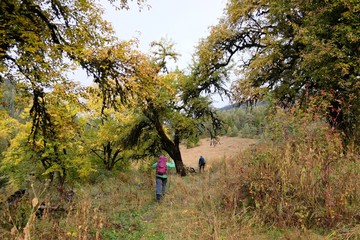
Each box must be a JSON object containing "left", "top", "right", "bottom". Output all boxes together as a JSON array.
[
  {"left": 79, "top": 0, "right": 230, "bottom": 107},
  {"left": 102, "top": 0, "right": 227, "bottom": 69}
]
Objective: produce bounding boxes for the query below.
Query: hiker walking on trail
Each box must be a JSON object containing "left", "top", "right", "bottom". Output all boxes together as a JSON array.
[
  {"left": 198, "top": 156, "right": 206, "bottom": 173},
  {"left": 152, "top": 155, "right": 175, "bottom": 202}
]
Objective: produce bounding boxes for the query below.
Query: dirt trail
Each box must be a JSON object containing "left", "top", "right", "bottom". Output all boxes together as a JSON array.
[{"left": 180, "top": 136, "right": 257, "bottom": 169}]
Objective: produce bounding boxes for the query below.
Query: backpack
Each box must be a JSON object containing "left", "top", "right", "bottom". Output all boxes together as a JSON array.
[
  {"left": 199, "top": 156, "right": 205, "bottom": 165},
  {"left": 156, "top": 155, "right": 167, "bottom": 175}
]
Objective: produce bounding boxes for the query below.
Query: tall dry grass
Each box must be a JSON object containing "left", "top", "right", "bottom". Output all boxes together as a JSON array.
[
  {"left": 218, "top": 108, "right": 360, "bottom": 239},
  {"left": 0, "top": 170, "right": 156, "bottom": 239}
]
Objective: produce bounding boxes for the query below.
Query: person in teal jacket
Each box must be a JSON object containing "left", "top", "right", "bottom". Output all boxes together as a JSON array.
[{"left": 152, "top": 155, "right": 175, "bottom": 202}]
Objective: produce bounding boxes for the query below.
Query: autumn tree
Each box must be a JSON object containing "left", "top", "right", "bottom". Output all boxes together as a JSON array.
[
  {"left": 0, "top": 0, "right": 148, "bottom": 127},
  {"left": 0, "top": 0, "right": 142, "bottom": 133},
  {"left": 195, "top": 0, "right": 360, "bottom": 145},
  {"left": 130, "top": 40, "right": 225, "bottom": 176},
  {"left": 1, "top": 82, "right": 93, "bottom": 186},
  {"left": 84, "top": 39, "right": 226, "bottom": 176},
  {"left": 0, "top": 0, "right": 226, "bottom": 177},
  {"left": 0, "top": 0, "right": 146, "bottom": 183},
  {"left": 82, "top": 86, "right": 161, "bottom": 171}
]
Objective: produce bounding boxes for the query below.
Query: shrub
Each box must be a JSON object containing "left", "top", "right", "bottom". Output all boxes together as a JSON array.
[
  {"left": 240, "top": 123, "right": 258, "bottom": 138},
  {"left": 226, "top": 108, "right": 360, "bottom": 230},
  {"left": 226, "top": 125, "right": 239, "bottom": 137}
]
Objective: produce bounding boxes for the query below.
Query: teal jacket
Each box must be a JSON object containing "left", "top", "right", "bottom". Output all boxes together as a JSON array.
[{"left": 152, "top": 161, "right": 176, "bottom": 178}]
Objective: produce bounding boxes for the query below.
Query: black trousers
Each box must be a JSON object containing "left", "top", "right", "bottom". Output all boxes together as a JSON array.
[{"left": 199, "top": 163, "right": 205, "bottom": 172}]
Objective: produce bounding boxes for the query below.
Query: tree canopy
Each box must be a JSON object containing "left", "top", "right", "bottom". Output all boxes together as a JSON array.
[
  {"left": 196, "top": 0, "right": 360, "bottom": 144},
  {"left": 0, "top": 0, "right": 145, "bottom": 132},
  {"left": 0, "top": 0, "right": 149, "bottom": 184},
  {"left": 91, "top": 39, "right": 225, "bottom": 175},
  {"left": 1, "top": 0, "right": 226, "bottom": 181}
]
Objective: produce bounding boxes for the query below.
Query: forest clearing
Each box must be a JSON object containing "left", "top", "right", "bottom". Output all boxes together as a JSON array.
[
  {"left": 1, "top": 133, "right": 358, "bottom": 239},
  {"left": 181, "top": 136, "right": 257, "bottom": 169},
  {"left": 1, "top": 0, "right": 359, "bottom": 239}
]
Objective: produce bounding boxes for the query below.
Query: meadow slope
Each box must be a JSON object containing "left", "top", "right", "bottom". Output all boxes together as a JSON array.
[{"left": 180, "top": 136, "right": 257, "bottom": 169}]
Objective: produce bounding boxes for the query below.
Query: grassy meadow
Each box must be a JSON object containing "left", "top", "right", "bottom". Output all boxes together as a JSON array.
[
  {"left": 1, "top": 140, "right": 359, "bottom": 239},
  {"left": 1, "top": 109, "right": 359, "bottom": 239}
]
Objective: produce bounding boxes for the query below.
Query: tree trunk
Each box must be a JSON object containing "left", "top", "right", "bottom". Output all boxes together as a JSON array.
[
  {"left": 164, "top": 142, "right": 186, "bottom": 176},
  {"left": 148, "top": 111, "right": 187, "bottom": 176}
]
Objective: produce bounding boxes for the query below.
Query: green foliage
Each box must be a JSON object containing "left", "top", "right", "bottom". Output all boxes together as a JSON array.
[
  {"left": 103, "top": 206, "right": 164, "bottom": 240},
  {"left": 0, "top": 172, "right": 8, "bottom": 190},
  {"left": 226, "top": 125, "right": 239, "bottom": 137},
  {"left": 82, "top": 86, "right": 161, "bottom": 171},
  {"left": 1, "top": 121, "right": 43, "bottom": 188},
  {"left": 0, "top": 0, "right": 146, "bottom": 184},
  {"left": 241, "top": 123, "right": 257, "bottom": 138},
  {"left": 0, "top": 0, "right": 119, "bottom": 102},
  {"left": 217, "top": 104, "right": 267, "bottom": 138},
  {"left": 1, "top": 82, "right": 94, "bottom": 186},
  {"left": 197, "top": 0, "right": 360, "bottom": 144},
  {"left": 0, "top": 110, "right": 20, "bottom": 154},
  {"left": 184, "top": 134, "right": 200, "bottom": 148}
]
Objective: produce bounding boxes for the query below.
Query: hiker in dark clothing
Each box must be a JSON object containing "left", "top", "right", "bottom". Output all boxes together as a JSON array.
[
  {"left": 152, "top": 155, "right": 175, "bottom": 202},
  {"left": 198, "top": 156, "right": 206, "bottom": 173}
]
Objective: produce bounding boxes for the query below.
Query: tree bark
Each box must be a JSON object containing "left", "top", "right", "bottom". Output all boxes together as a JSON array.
[
  {"left": 164, "top": 141, "right": 186, "bottom": 176},
  {"left": 146, "top": 109, "right": 187, "bottom": 176}
]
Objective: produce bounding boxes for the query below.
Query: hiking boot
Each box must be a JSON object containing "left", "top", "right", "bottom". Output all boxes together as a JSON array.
[{"left": 156, "top": 194, "right": 162, "bottom": 203}]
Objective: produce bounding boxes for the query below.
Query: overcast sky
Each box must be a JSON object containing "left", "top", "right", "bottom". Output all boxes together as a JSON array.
[{"left": 102, "top": 0, "right": 227, "bottom": 69}]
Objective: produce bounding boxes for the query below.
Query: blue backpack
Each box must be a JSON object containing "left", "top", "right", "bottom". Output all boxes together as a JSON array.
[{"left": 199, "top": 156, "right": 205, "bottom": 165}]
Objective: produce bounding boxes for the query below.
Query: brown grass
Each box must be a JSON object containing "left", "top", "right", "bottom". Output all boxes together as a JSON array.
[
  {"left": 180, "top": 136, "right": 257, "bottom": 168},
  {"left": 2, "top": 133, "right": 358, "bottom": 239}
]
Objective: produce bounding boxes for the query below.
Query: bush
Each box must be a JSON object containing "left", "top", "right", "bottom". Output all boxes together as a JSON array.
[
  {"left": 185, "top": 134, "right": 200, "bottom": 148},
  {"left": 226, "top": 125, "right": 239, "bottom": 137},
  {"left": 226, "top": 107, "right": 360, "bottom": 230},
  {"left": 240, "top": 123, "right": 258, "bottom": 138}
]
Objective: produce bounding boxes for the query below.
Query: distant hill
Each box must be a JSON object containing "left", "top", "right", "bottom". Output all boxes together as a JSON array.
[{"left": 217, "top": 101, "right": 268, "bottom": 111}]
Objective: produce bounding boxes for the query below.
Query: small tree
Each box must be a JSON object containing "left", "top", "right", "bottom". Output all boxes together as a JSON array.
[
  {"left": 1, "top": 82, "right": 91, "bottom": 186},
  {"left": 82, "top": 87, "right": 160, "bottom": 171}
]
